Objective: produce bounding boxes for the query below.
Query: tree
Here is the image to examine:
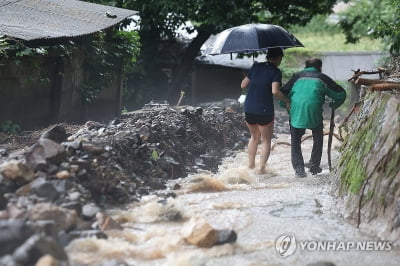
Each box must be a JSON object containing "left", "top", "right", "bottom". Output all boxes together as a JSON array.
[
  {"left": 338, "top": 0, "right": 400, "bottom": 54},
  {"left": 372, "top": 0, "right": 400, "bottom": 54},
  {"left": 87, "top": 0, "right": 339, "bottom": 106},
  {"left": 168, "top": 0, "right": 339, "bottom": 100}
]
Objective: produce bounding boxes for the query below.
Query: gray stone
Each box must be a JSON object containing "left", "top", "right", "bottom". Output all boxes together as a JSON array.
[
  {"left": 12, "top": 234, "right": 68, "bottom": 264},
  {"left": 0, "top": 193, "right": 7, "bottom": 210},
  {"left": 60, "top": 201, "right": 82, "bottom": 216},
  {"left": 82, "top": 142, "right": 104, "bottom": 155},
  {"left": 307, "top": 262, "right": 335, "bottom": 266},
  {"left": 29, "top": 203, "right": 78, "bottom": 231},
  {"left": 215, "top": 229, "right": 237, "bottom": 245},
  {"left": 0, "top": 219, "right": 34, "bottom": 256},
  {"left": 68, "top": 229, "right": 108, "bottom": 240},
  {"left": 31, "top": 178, "right": 60, "bottom": 202},
  {"left": 40, "top": 125, "right": 67, "bottom": 144},
  {"left": 82, "top": 203, "right": 101, "bottom": 220}
]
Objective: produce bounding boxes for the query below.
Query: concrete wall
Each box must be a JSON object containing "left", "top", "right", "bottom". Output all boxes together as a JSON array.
[
  {"left": 321, "top": 51, "right": 385, "bottom": 80},
  {"left": 192, "top": 51, "right": 386, "bottom": 104},
  {"left": 191, "top": 64, "right": 245, "bottom": 104},
  {"left": 198, "top": 52, "right": 385, "bottom": 81},
  {"left": 0, "top": 57, "right": 53, "bottom": 129},
  {"left": 0, "top": 54, "right": 123, "bottom": 130}
]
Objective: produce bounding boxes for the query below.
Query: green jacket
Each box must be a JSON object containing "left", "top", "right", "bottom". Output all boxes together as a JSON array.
[{"left": 281, "top": 67, "right": 346, "bottom": 129}]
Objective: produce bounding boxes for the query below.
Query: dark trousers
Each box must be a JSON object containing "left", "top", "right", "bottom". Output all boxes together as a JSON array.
[{"left": 290, "top": 123, "right": 324, "bottom": 173}]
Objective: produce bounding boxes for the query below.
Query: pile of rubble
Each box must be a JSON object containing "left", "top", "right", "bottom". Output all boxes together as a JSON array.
[{"left": 0, "top": 100, "right": 248, "bottom": 265}]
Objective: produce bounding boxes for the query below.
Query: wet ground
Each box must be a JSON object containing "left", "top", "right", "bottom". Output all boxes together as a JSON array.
[{"left": 65, "top": 112, "right": 400, "bottom": 266}]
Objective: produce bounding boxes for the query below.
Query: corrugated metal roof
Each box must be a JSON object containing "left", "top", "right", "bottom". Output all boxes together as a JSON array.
[{"left": 0, "top": 0, "right": 137, "bottom": 41}]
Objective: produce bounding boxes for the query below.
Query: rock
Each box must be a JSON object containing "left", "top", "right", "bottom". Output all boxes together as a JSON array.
[
  {"left": 181, "top": 217, "right": 218, "bottom": 248},
  {"left": 68, "top": 191, "right": 81, "bottom": 201},
  {"left": 56, "top": 170, "right": 71, "bottom": 179},
  {"left": 58, "top": 229, "right": 107, "bottom": 246},
  {"left": 96, "top": 212, "right": 123, "bottom": 231},
  {"left": 63, "top": 140, "right": 81, "bottom": 154},
  {"left": 307, "top": 262, "right": 335, "bottom": 266},
  {"left": 215, "top": 229, "right": 237, "bottom": 245},
  {"left": 60, "top": 201, "right": 82, "bottom": 216},
  {"left": 24, "top": 144, "right": 47, "bottom": 171},
  {"left": 138, "top": 125, "right": 151, "bottom": 141},
  {"left": 31, "top": 178, "right": 60, "bottom": 201},
  {"left": 181, "top": 217, "right": 237, "bottom": 248},
  {"left": 35, "top": 254, "right": 61, "bottom": 266},
  {"left": 0, "top": 160, "right": 35, "bottom": 184},
  {"left": 0, "top": 255, "right": 16, "bottom": 266},
  {"left": 12, "top": 234, "right": 68, "bottom": 265},
  {"left": 0, "top": 193, "right": 7, "bottom": 210},
  {"left": 29, "top": 203, "right": 78, "bottom": 231},
  {"left": 15, "top": 182, "right": 32, "bottom": 196},
  {"left": 0, "top": 219, "right": 34, "bottom": 256},
  {"left": 7, "top": 204, "right": 26, "bottom": 219},
  {"left": 40, "top": 125, "right": 68, "bottom": 143},
  {"left": 82, "top": 203, "right": 101, "bottom": 220},
  {"left": 82, "top": 142, "right": 104, "bottom": 155},
  {"left": 85, "top": 120, "right": 107, "bottom": 130},
  {"left": 49, "top": 179, "right": 72, "bottom": 194},
  {"left": 69, "top": 229, "right": 108, "bottom": 240},
  {"left": 0, "top": 147, "right": 8, "bottom": 157},
  {"left": 0, "top": 173, "right": 18, "bottom": 194},
  {"left": 37, "top": 138, "right": 66, "bottom": 164},
  {"left": 25, "top": 138, "right": 67, "bottom": 171},
  {"left": 28, "top": 220, "right": 58, "bottom": 239}
]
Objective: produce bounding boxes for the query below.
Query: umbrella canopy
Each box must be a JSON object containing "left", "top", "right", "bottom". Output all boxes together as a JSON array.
[{"left": 204, "top": 23, "right": 304, "bottom": 55}]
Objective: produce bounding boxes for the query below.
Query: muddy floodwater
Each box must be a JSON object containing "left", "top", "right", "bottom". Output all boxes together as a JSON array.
[{"left": 65, "top": 123, "right": 400, "bottom": 266}]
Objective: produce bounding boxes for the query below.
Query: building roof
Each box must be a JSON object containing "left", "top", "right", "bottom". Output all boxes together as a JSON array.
[{"left": 0, "top": 0, "right": 137, "bottom": 42}]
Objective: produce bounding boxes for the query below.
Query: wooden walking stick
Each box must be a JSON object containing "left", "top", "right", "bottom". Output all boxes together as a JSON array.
[{"left": 328, "top": 108, "right": 335, "bottom": 172}]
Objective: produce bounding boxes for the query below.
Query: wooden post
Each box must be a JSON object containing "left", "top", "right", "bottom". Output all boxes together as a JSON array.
[{"left": 49, "top": 57, "right": 64, "bottom": 124}]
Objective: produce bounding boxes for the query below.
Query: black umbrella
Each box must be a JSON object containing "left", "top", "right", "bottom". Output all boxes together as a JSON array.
[{"left": 204, "top": 23, "right": 304, "bottom": 55}]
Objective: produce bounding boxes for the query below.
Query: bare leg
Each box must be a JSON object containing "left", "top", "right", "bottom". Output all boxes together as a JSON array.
[
  {"left": 246, "top": 122, "right": 261, "bottom": 169},
  {"left": 257, "top": 122, "right": 273, "bottom": 174}
]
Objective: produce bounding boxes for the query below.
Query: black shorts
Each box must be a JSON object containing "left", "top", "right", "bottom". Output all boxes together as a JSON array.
[{"left": 245, "top": 113, "right": 274, "bottom": 126}]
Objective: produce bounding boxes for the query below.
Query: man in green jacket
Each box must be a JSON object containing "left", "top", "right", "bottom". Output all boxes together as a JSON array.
[{"left": 281, "top": 58, "right": 346, "bottom": 177}]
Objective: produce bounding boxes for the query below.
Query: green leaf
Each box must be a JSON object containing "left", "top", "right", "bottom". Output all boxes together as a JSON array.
[{"left": 151, "top": 150, "right": 159, "bottom": 161}]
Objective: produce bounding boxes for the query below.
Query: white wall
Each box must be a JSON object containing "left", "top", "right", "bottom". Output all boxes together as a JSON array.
[
  {"left": 321, "top": 52, "right": 385, "bottom": 81},
  {"left": 197, "top": 51, "right": 386, "bottom": 81}
]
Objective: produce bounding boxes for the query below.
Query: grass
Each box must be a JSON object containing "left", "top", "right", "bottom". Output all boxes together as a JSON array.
[
  {"left": 278, "top": 32, "right": 386, "bottom": 80},
  {"left": 291, "top": 32, "right": 384, "bottom": 52}
]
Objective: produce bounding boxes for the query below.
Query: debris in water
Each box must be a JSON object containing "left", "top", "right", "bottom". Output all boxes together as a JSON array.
[
  {"left": 185, "top": 176, "right": 228, "bottom": 192},
  {"left": 181, "top": 217, "right": 237, "bottom": 248}
]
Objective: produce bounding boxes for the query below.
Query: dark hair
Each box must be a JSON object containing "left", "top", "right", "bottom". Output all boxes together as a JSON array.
[
  {"left": 305, "top": 58, "right": 322, "bottom": 70},
  {"left": 267, "top": 47, "right": 284, "bottom": 59}
]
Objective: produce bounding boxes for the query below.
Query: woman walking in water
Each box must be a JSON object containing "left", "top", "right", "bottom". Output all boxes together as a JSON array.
[{"left": 240, "top": 47, "right": 290, "bottom": 174}]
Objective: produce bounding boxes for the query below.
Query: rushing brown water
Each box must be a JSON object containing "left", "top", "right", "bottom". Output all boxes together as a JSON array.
[{"left": 65, "top": 124, "right": 400, "bottom": 266}]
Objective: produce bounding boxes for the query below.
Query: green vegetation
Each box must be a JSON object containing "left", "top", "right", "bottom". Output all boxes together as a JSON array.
[
  {"left": 288, "top": 14, "right": 383, "bottom": 52},
  {"left": 151, "top": 150, "right": 160, "bottom": 161},
  {"left": 337, "top": 93, "right": 388, "bottom": 194},
  {"left": 0, "top": 29, "right": 140, "bottom": 103},
  {"left": 0, "top": 120, "right": 21, "bottom": 135},
  {"left": 278, "top": 13, "right": 384, "bottom": 82},
  {"left": 88, "top": 0, "right": 339, "bottom": 106},
  {"left": 337, "top": 0, "right": 400, "bottom": 54},
  {"left": 290, "top": 33, "right": 382, "bottom": 52},
  {"left": 79, "top": 30, "right": 140, "bottom": 102}
]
